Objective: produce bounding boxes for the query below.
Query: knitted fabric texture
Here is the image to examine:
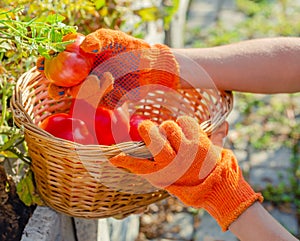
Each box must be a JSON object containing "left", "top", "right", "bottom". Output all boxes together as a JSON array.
[
  {"left": 80, "top": 28, "right": 180, "bottom": 109},
  {"left": 109, "top": 116, "right": 263, "bottom": 231}
]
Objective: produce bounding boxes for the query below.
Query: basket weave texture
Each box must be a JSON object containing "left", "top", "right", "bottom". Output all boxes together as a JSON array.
[{"left": 11, "top": 67, "right": 233, "bottom": 218}]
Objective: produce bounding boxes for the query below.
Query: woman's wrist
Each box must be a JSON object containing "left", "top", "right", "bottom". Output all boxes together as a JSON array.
[{"left": 229, "top": 202, "right": 299, "bottom": 241}]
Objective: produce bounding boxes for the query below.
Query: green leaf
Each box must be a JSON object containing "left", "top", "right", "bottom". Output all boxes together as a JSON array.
[
  {"left": 0, "top": 133, "right": 8, "bottom": 145},
  {"left": 0, "top": 150, "right": 19, "bottom": 158},
  {"left": 134, "top": 7, "right": 160, "bottom": 21},
  {"left": 94, "top": 0, "right": 106, "bottom": 10},
  {"left": 17, "top": 170, "right": 43, "bottom": 206},
  {"left": 46, "top": 13, "right": 65, "bottom": 24},
  {"left": 37, "top": 45, "right": 51, "bottom": 58}
]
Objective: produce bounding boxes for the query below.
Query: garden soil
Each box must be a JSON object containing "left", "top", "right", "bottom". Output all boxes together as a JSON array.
[{"left": 0, "top": 166, "right": 35, "bottom": 241}]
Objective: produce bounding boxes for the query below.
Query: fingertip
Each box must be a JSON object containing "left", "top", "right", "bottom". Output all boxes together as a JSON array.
[
  {"left": 159, "top": 119, "right": 181, "bottom": 134},
  {"left": 176, "top": 115, "right": 204, "bottom": 140},
  {"left": 159, "top": 119, "right": 183, "bottom": 152},
  {"left": 138, "top": 119, "right": 159, "bottom": 143}
]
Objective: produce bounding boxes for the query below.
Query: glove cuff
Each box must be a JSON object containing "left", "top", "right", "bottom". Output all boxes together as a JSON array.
[{"left": 197, "top": 149, "right": 263, "bottom": 231}]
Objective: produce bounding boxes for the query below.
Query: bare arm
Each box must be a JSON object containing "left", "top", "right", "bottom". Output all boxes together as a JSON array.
[
  {"left": 229, "top": 202, "right": 299, "bottom": 241},
  {"left": 173, "top": 37, "right": 300, "bottom": 93}
]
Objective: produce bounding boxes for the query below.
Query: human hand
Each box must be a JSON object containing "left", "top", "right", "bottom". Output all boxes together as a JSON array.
[
  {"left": 80, "top": 28, "right": 180, "bottom": 109},
  {"left": 109, "top": 116, "right": 263, "bottom": 231},
  {"left": 210, "top": 121, "right": 228, "bottom": 147}
]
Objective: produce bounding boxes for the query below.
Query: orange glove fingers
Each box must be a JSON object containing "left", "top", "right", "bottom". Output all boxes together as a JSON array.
[
  {"left": 109, "top": 119, "right": 176, "bottom": 173},
  {"left": 109, "top": 152, "right": 185, "bottom": 189},
  {"left": 173, "top": 116, "right": 201, "bottom": 141},
  {"left": 160, "top": 116, "right": 216, "bottom": 178},
  {"left": 138, "top": 44, "right": 180, "bottom": 89},
  {"left": 109, "top": 153, "right": 157, "bottom": 174},
  {"left": 69, "top": 73, "right": 115, "bottom": 108},
  {"left": 110, "top": 116, "right": 213, "bottom": 188},
  {"left": 137, "top": 120, "right": 176, "bottom": 165},
  {"left": 159, "top": 116, "right": 206, "bottom": 153},
  {"left": 158, "top": 120, "right": 184, "bottom": 153}
]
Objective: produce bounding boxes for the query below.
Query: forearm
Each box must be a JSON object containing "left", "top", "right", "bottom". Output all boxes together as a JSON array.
[
  {"left": 173, "top": 37, "right": 300, "bottom": 93},
  {"left": 229, "top": 202, "right": 299, "bottom": 241}
]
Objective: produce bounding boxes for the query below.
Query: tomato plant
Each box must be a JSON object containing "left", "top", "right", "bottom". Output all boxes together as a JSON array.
[{"left": 39, "top": 113, "right": 95, "bottom": 145}]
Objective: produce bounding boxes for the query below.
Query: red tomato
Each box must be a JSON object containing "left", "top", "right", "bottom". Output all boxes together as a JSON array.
[
  {"left": 44, "top": 33, "right": 95, "bottom": 87},
  {"left": 63, "top": 33, "right": 86, "bottom": 53},
  {"left": 70, "top": 99, "right": 130, "bottom": 145},
  {"left": 69, "top": 98, "right": 96, "bottom": 128},
  {"left": 129, "top": 114, "right": 150, "bottom": 141},
  {"left": 39, "top": 113, "right": 95, "bottom": 145},
  {"left": 94, "top": 106, "right": 130, "bottom": 145}
]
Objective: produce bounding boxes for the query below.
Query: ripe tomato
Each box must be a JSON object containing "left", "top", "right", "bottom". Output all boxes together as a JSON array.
[
  {"left": 44, "top": 33, "right": 95, "bottom": 87},
  {"left": 63, "top": 33, "right": 86, "bottom": 53},
  {"left": 129, "top": 114, "right": 150, "bottom": 141},
  {"left": 95, "top": 106, "right": 131, "bottom": 145},
  {"left": 69, "top": 98, "right": 96, "bottom": 128},
  {"left": 70, "top": 99, "right": 130, "bottom": 145},
  {"left": 39, "top": 113, "right": 95, "bottom": 145}
]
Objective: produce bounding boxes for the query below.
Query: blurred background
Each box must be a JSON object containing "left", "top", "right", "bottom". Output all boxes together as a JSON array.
[{"left": 0, "top": 0, "right": 299, "bottom": 240}]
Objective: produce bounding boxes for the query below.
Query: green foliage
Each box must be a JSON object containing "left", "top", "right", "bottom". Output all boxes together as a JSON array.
[
  {"left": 0, "top": 9, "right": 71, "bottom": 204},
  {"left": 0, "top": 127, "right": 28, "bottom": 162},
  {"left": 190, "top": 0, "right": 300, "bottom": 47},
  {"left": 134, "top": 0, "right": 179, "bottom": 29},
  {"left": 16, "top": 169, "right": 43, "bottom": 206},
  {"left": 262, "top": 143, "right": 300, "bottom": 214},
  {"left": 233, "top": 93, "right": 300, "bottom": 150},
  {"left": 0, "top": 8, "right": 77, "bottom": 59},
  {"left": 0, "top": 68, "right": 32, "bottom": 205},
  {"left": 236, "top": 0, "right": 271, "bottom": 17},
  {"left": 263, "top": 182, "right": 293, "bottom": 204}
]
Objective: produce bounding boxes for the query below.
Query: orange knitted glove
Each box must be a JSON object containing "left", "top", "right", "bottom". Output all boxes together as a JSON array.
[
  {"left": 80, "top": 28, "right": 180, "bottom": 109},
  {"left": 109, "top": 116, "right": 263, "bottom": 231}
]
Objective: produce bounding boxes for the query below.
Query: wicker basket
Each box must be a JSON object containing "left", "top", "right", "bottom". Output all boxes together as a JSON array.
[{"left": 11, "top": 67, "right": 233, "bottom": 218}]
